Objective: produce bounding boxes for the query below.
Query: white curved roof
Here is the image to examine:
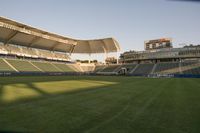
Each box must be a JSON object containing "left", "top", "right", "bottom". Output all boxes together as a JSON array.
[{"left": 0, "top": 16, "right": 120, "bottom": 54}]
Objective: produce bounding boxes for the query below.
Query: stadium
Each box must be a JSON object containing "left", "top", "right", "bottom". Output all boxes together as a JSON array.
[
  {"left": 1, "top": 17, "right": 200, "bottom": 77},
  {"left": 0, "top": 7, "right": 200, "bottom": 133}
]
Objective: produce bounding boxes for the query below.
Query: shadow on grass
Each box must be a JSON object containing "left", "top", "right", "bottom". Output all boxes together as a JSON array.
[
  {"left": 0, "top": 75, "right": 120, "bottom": 85},
  {"left": 0, "top": 131, "right": 26, "bottom": 133},
  {"left": 0, "top": 76, "right": 162, "bottom": 132},
  {"left": 0, "top": 76, "right": 122, "bottom": 106},
  {"left": 27, "top": 82, "right": 48, "bottom": 95},
  {"left": 0, "top": 76, "right": 126, "bottom": 132}
]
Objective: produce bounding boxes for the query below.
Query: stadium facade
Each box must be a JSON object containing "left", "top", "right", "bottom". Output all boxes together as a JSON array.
[
  {"left": 120, "top": 46, "right": 200, "bottom": 63},
  {"left": 0, "top": 16, "right": 120, "bottom": 75},
  {"left": 0, "top": 17, "right": 200, "bottom": 78}
]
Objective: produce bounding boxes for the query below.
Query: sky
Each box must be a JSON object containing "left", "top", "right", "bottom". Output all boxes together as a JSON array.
[{"left": 0, "top": 0, "right": 200, "bottom": 61}]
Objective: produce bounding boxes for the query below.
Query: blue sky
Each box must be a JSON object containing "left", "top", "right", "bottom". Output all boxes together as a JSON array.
[{"left": 0, "top": 0, "right": 200, "bottom": 61}]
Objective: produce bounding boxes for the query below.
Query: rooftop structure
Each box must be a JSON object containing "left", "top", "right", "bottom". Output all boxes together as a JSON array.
[
  {"left": 144, "top": 38, "right": 172, "bottom": 51},
  {"left": 0, "top": 17, "right": 120, "bottom": 55}
]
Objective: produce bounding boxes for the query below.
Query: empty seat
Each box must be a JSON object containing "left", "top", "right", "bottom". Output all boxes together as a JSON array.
[
  {"left": 0, "top": 59, "right": 15, "bottom": 72},
  {"left": 101, "top": 65, "right": 120, "bottom": 72},
  {"left": 132, "top": 64, "right": 154, "bottom": 75},
  {"left": 181, "top": 61, "right": 200, "bottom": 75},
  {"left": 119, "top": 64, "right": 137, "bottom": 73},
  {"left": 52, "top": 63, "right": 76, "bottom": 72},
  {"left": 6, "top": 59, "right": 40, "bottom": 72},
  {"left": 155, "top": 62, "right": 179, "bottom": 74},
  {"left": 31, "top": 61, "right": 61, "bottom": 72},
  {"left": 94, "top": 65, "right": 105, "bottom": 72}
]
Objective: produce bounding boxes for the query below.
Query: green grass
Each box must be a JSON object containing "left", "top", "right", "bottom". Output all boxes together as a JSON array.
[{"left": 0, "top": 76, "right": 200, "bottom": 133}]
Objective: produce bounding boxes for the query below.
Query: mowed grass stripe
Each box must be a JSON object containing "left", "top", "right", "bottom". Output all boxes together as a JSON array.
[
  {"left": 175, "top": 78, "right": 200, "bottom": 133},
  {"left": 0, "top": 76, "right": 200, "bottom": 133},
  {"left": 118, "top": 78, "right": 181, "bottom": 133},
  {"left": 84, "top": 78, "right": 173, "bottom": 133},
  {"left": 70, "top": 78, "right": 160, "bottom": 133},
  {"left": 0, "top": 77, "right": 149, "bottom": 132},
  {"left": 116, "top": 78, "right": 200, "bottom": 133}
]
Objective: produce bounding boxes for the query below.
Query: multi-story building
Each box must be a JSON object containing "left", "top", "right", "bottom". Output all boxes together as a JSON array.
[
  {"left": 144, "top": 38, "right": 172, "bottom": 50},
  {"left": 120, "top": 39, "right": 200, "bottom": 63}
]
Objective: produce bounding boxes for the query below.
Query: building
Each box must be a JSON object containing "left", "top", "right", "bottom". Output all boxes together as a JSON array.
[
  {"left": 120, "top": 45, "right": 200, "bottom": 63},
  {"left": 144, "top": 38, "right": 172, "bottom": 50}
]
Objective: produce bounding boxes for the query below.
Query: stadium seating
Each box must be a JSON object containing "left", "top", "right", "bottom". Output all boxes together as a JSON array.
[
  {"left": 154, "top": 62, "right": 180, "bottom": 74},
  {"left": 6, "top": 59, "right": 40, "bottom": 72},
  {"left": 6, "top": 45, "right": 22, "bottom": 56},
  {"left": 1, "top": 42, "right": 200, "bottom": 76},
  {"left": 1, "top": 55, "right": 200, "bottom": 75},
  {"left": 52, "top": 63, "right": 76, "bottom": 72},
  {"left": 55, "top": 52, "right": 69, "bottom": 61},
  {"left": 79, "top": 63, "right": 95, "bottom": 72},
  {"left": 0, "top": 44, "right": 8, "bottom": 54},
  {"left": 132, "top": 63, "right": 154, "bottom": 75},
  {"left": 40, "top": 50, "right": 55, "bottom": 59},
  {"left": 0, "top": 57, "right": 79, "bottom": 73},
  {"left": 31, "top": 61, "right": 61, "bottom": 72},
  {"left": 119, "top": 64, "right": 137, "bottom": 73},
  {"left": 181, "top": 61, "right": 200, "bottom": 75},
  {"left": 0, "top": 44, "right": 70, "bottom": 61},
  {"left": 0, "top": 58, "right": 15, "bottom": 72},
  {"left": 20, "top": 47, "right": 37, "bottom": 57},
  {"left": 81, "top": 66, "right": 94, "bottom": 72},
  {"left": 101, "top": 65, "right": 121, "bottom": 72},
  {"left": 94, "top": 65, "right": 105, "bottom": 72}
]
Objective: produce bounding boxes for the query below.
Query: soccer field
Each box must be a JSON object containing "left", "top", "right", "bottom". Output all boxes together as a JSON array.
[{"left": 0, "top": 76, "right": 200, "bottom": 133}]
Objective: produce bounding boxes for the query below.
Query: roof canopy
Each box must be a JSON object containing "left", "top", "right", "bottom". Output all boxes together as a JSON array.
[{"left": 0, "top": 16, "right": 120, "bottom": 54}]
